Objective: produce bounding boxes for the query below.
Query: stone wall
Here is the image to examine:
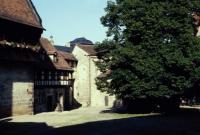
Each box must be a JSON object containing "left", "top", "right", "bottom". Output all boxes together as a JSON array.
[
  {"left": 73, "top": 47, "right": 91, "bottom": 107},
  {"left": 89, "top": 57, "right": 115, "bottom": 107},
  {"left": 0, "top": 62, "right": 34, "bottom": 117},
  {"left": 73, "top": 46, "right": 115, "bottom": 107}
]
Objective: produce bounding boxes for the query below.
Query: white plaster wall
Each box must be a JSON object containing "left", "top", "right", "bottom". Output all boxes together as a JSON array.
[
  {"left": 90, "top": 57, "right": 115, "bottom": 107},
  {"left": 197, "top": 27, "right": 200, "bottom": 37},
  {"left": 73, "top": 46, "right": 115, "bottom": 107},
  {"left": 73, "top": 46, "right": 91, "bottom": 107}
]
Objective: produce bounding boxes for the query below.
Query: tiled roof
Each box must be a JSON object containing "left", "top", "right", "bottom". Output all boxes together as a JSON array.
[
  {"left": 58, "top": 51, "right": 78, "bottom": 62},
  {"left": 54, "top": 45, "right": 73, "bottom": 53},
  {"left": 40, "top": 38, "right": 72, "bottom": 71},
  {"left": 70, "top": 37, "right": 93, "bottom": 46},
  {"left": 0, "top": 0, "right": 43, "bottom": 29},
  {"left": 40, "top": 38, "right": 57, "bottom": 54},
  {"left": 54, "top": 45, "right": 77, "bottom": 61},
  {"left": 77, "top": 45, "right": 97, "bottom": 55}
]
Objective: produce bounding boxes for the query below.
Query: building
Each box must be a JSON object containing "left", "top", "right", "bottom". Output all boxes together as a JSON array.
[
  {"left": 0, "top": 0, "right": 85, "bottom": 117},
  {"left": 72, "top": 44, "right": 115, "bottom": 107},
  {"left": 0, "top": 0, "right": 43, "bottom": 117},
  {"left": 0, "top": 0, "right": 115, "bottom": 117},
  {"left": 34, "top": 38, "right": 75, "bottom": 113},
  {"left": 55, "top": 45, "right": 81, "bottom": 108},
  {"left": 70, "top": 37, "right": 93, "bottom": 50}
]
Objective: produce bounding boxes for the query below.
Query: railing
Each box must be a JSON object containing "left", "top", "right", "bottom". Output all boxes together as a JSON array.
[{"left": 35, "top": 79, "right": 74, "bottom": 86}]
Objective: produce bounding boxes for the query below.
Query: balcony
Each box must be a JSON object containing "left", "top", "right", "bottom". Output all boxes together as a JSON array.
[{"left": 35, "top": 79, "right": 74, "bottom": 86}]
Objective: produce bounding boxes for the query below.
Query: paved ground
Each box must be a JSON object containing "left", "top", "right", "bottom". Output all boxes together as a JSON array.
[
  {"left": 0, "top": 107, "right": 149, "bottom": 128},
  {"left": 0, "top": 107, "right": 200, "bottom": 135}
]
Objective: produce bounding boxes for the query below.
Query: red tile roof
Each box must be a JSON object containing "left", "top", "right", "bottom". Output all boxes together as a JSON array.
[
  {"left": 58, "top": 51, "right": 77, "bottom": 61},
  {"left": 77, "top": 45, "right": 97, "bottom": 55},
  {"left": 40, "top": 38, "right": 57, "bottom": 54},
  {"left": 0, "top": 0, "right": 43, "bottom": 29},
  {"left": 40, "top": 38, "right": 72, "bottom": 71}
]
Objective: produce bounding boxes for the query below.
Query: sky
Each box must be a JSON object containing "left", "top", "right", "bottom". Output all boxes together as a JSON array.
[{"left": 32, "top": 0, "right": 109, "bottom": 45}]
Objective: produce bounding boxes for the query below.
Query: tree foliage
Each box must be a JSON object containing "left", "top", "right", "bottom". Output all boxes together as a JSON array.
[{"left": 96, "top": 0, "right": 200, "bottom": 107}]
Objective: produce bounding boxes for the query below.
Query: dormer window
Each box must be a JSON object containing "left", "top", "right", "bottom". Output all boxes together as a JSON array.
[
  {"left": 49, "top": 52, "right": 58, "bottom": 62},
  {"left": 67, "top": 60, "right": 77, "bottom": 68},
  {"left": 49, "top": 54, "right": 54, "bottom": 61}
]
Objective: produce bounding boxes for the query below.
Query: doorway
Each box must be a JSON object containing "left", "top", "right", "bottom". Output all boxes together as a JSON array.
[
  {"left": 105, "top": 96, "right": 109, "bottom": 106},
  {"left": 47, "top": 95, "right": 53, "bottom": 111},
  {"left": 64, "top": 87, "right": 73, "bottom": 110}
]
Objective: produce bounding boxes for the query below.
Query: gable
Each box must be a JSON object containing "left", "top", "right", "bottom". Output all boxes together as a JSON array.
[
  {"left": 40, "top": 38, "right": 72, "bottom": 71},
  {"left": 77, "top": 45, "right": 97, "bottom": 55},
  {"left": 0, "top": 0, "right": 43, "bottom": 29}
]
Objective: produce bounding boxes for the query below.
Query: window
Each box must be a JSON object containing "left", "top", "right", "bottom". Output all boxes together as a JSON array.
[
  {"left": 49, "top": 54, "right": 54, "bottom": 61},
  {"left": 73, "top": 62, "right": 77, "bottom": 68},
  {"left": 69, "top": 72, "right": 73, "bottom": 79},
  {"left": 68, "top": 61, "right": 76, "bottom": 68},
  {"left": 60, "top": 72, "right": 64, "bottom": 80},
  {"left": 41, "top": 71, "right": 44, "bottom": 80},
  {"left": 71, "top": 62, "right": 74, "bottom": 67},
  {"left": 55, "top": 72, "right": 58, "bottom": 80},
  {"left": 48, "top": 71, "right": 51, "bottom": 80},
  {"left": 64, "top": 73, "right": 69, "bottom": 80},
  {"left": 49, "top": 54, "right": 58, "bottom": 62}
]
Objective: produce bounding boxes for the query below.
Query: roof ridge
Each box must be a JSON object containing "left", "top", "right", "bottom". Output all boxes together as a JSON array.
[
  {"left": 27, "top": 0, "right": 43, "bottom": 28},
  {"left": 77, "top": 44, "right": 93, "bottom": 46}
]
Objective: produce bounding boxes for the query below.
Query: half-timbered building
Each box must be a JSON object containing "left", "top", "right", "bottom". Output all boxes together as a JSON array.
[{"left": 34, "top": 38, "right": 75, "bottom": 113}]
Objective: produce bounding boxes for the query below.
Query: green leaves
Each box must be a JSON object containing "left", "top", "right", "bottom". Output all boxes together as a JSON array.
[{"left": 96, "top": 0, "right": 200, "bottom": 102}]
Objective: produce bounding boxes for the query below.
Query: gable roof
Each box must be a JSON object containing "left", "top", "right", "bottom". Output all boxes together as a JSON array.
[
  {"left": 54, "top": 45, "right": 77, "bottom": 61},
  {"left": 70, "top": 37, "right": 93, "bottom": 46},
  {"left": 58, "top": 51, "right": 78, "bottom": 62},
  {"left": 54, "top": 45, "right": 73, "bottom": 53},
  {"left": 0, "top": 0, "right": 43, "bottom": 29},
  {"left": 40, "top": 38, "right": 57, "bottom": 54},
  {"left": 77, "top": 45, "right": 97, "bottom": 56},
  {"left": 40, "top": 38, "right": 72, "bottom": 71}
]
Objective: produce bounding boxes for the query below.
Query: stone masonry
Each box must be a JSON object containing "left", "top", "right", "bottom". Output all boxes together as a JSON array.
[
  {"left": 0, "top": 62, "right": 34, "bottom": 117},
  {"left": 73, "top": 45, "right": 115, "bottom": 107}
]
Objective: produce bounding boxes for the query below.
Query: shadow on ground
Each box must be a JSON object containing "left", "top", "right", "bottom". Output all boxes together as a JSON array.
[{"left": 0, "top": 108, "right": 200, "bottom": 135}]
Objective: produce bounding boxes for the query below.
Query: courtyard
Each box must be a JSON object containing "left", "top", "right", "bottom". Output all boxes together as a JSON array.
[{"left": 0, "top": 107, "right": 200, "bottom": 135}]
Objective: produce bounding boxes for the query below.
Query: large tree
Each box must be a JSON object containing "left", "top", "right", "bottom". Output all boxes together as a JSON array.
[{"left": 96, "top": 0, "right": 200, "bottom": 111}]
